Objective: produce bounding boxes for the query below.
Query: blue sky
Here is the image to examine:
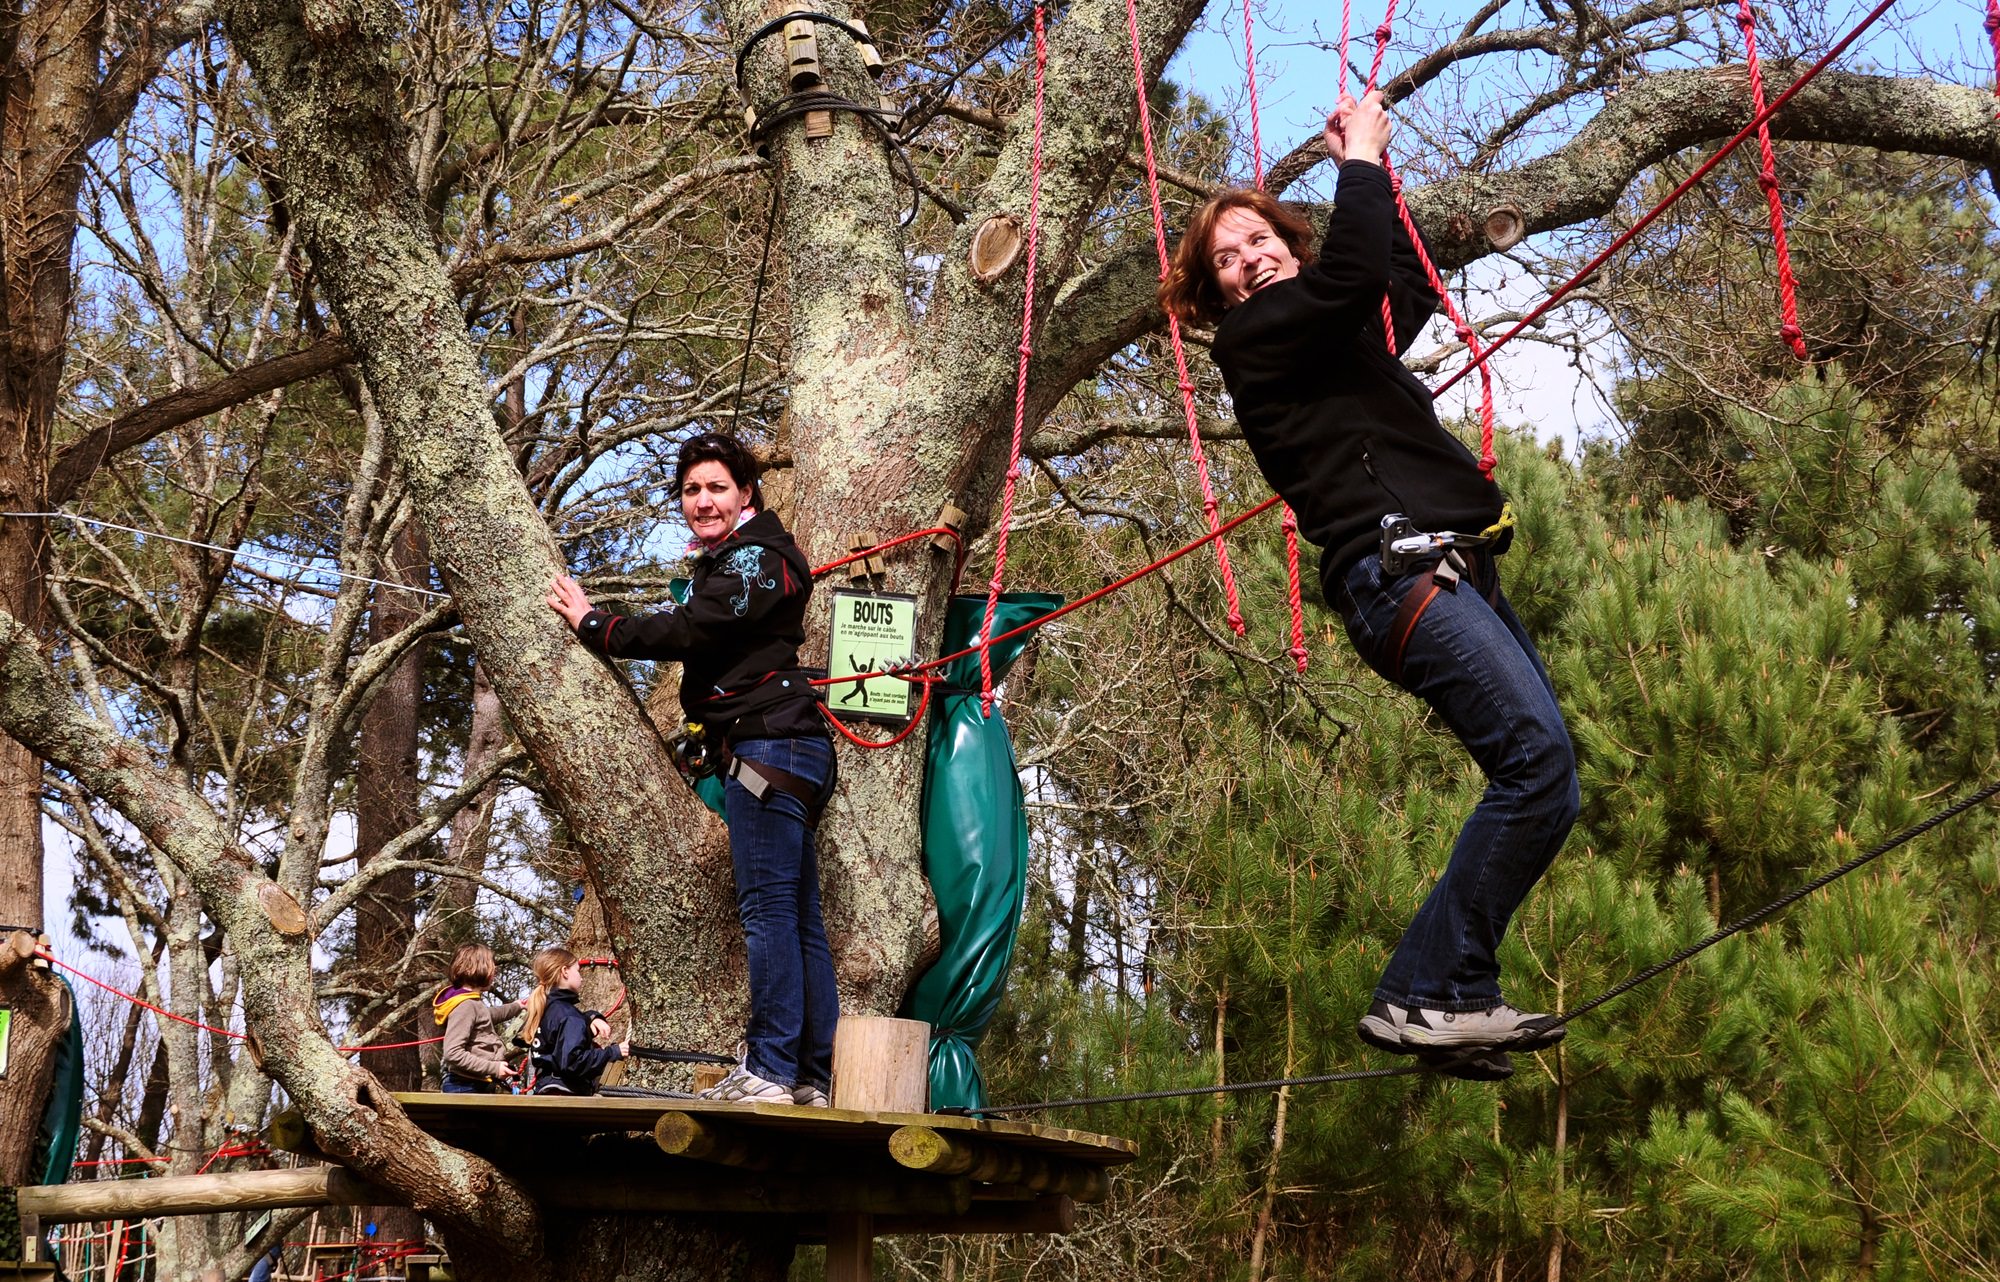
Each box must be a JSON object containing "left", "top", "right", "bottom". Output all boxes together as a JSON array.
[{"left": 1164, "top": 0, "right": 1995, "bottom": 443}]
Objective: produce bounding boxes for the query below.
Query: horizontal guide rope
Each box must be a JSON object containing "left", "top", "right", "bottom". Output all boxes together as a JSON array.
[
  {"left": 967, "top": 776, "right": 2000, "bottom": 1115},
  {"left": 2, "top": 511, "right": 451, "bottom": 599}
]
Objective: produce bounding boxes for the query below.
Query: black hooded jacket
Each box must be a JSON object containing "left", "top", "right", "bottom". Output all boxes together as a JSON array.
[
  {"left": 1209, "top": 159, "right": 1507, "bottom": 585},
  {"left": 573, "top": 509, "right": 822, "bottom": 742},
  {"left": 529, "top": 988, "right": 623, "bottom": 1095}
]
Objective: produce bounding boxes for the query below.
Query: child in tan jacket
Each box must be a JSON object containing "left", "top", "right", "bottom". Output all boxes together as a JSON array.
[{"left": 432, "top": 944, "right": 524, "bottom": 1093}]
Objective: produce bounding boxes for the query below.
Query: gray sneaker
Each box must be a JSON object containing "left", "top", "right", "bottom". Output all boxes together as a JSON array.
[
  {"left": 1358, "top": 999, "right": 1564, "bottom": 1053},
  {"left": 791, "top": 1083, "right": 831, "bottom": 1107},
  {"left": 697, "top": 1062, "right": 791, "bottom": 1103}
]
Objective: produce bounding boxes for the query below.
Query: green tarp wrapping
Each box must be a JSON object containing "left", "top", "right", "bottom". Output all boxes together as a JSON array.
[
  {"left": 901, "top": 592, "right": 1063, "bottom": 1112},
  {"left": 35, "top": 973, "right": 83, "bottom": 1186}
]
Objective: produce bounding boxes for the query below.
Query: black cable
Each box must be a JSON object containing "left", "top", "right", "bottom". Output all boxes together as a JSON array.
[
  {"left": 627, "top": 1046, "right": 736, "bottom": 1066},
  {"left": 732, "top": 176, "right": 783, "bottom": 428},
  {"left": 968, "top": 776, "right": 2000, "bottom": 1116}
]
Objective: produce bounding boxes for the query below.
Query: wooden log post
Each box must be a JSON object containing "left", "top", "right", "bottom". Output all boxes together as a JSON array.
[
  {"left": 653, "top": 1113, "right": 779, "bottom": 1171},
  {"left": 16, "top": 1167, "right": 397, "bottom": 1224},
  {"left": 831, "top": 1016, "right": 927, "bottom": 1113},
  {"left": 887, "top": 1126, "right": 1111, "bottom": 1202}
]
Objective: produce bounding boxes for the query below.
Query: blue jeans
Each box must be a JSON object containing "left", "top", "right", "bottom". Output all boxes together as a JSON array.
[
  {"left": 1332, "top": 551, "right": 1580, "bottom": 1012},
  {"left": 725, "top": 735, "right": 840, "bottom": 1089},
  {"left": 441, "top": 1071, "right": 498, "bottom": 1094}
]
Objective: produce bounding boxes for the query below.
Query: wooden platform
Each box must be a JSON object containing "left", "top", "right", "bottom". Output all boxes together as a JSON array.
[{"left": 386, "top": 1091, "right": 1136, "bottom": 1275}]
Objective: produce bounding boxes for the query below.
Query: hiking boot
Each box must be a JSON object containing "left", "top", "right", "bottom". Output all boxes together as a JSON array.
[
  {"left": 1418, "top": 1047, "right": 1514, "bottom": 1081},
  {"left": 1357, "top": 999, "right": 1565, "bottom": 1053},
  {"left": 792, "top": 1083, "right": 831, "bottom": 1108},
  {"left": 697, "top": 1062, "right": 791, "bottom": 1103}
]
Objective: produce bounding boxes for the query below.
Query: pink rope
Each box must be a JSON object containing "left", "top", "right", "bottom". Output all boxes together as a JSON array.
[
  {"left": 978, "top": 5, "right": 1050, "bottom": 715},
  {"left": 1988, "top": 0, "right": 2000, "bottom": 110},
  {"left": 1339, "top": 0, "right": 1353, "bottom": 97},
  {"left": 1384, "top": 160, "right": 1499, "bottom": 477},
  {"left": 1126, "top": 0, "right": 1247, "bottom": 635},
  {"left": 1239, "top": 0, "right": 1308, "bottom": 671},
  {"left": 1241, "top": 0, "right": 1265, "bottom": 185},
  {"left": 1737, "top": 0, "right": 1809, "bottom": 359},
  {"left": 1366, "top": 1, "right": 1402, "bottom": 356}
]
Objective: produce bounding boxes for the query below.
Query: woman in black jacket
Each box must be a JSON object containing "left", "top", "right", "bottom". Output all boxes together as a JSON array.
[
  {"left": 548, "top": 433, "right": 837, "bottom": 1106},
  {"left": 1161, "top": 92, "right": 1578, "bottom": 1077}
]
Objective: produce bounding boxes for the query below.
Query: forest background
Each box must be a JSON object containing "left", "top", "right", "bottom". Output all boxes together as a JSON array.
[{"left": 3, "top": 0, "right": 2000, "bottom": 1276}]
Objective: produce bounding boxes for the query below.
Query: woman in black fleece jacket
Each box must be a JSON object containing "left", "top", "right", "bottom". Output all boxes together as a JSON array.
[
  {"left": 548, "top": 433, "right": 838, "bottom": 1106},
  {"left": 1162, "top": 92, "right": 1578, "bottom": 1077}
]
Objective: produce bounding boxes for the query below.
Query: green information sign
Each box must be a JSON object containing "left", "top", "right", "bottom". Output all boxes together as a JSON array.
[
  {"left": 0, "top": 1005, "right": 10, "bottom": 1078},
  {"left": 827, "top": 590, "right": 920, "bottom": 724}
]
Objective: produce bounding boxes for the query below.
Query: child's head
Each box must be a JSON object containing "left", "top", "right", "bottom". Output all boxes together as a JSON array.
[
  {"left": 522, "top": 945, "right": 580, "bottom": 1043},
  {"left": 531, "top": 946, "right": 578, "bottom": 992},
  {"left": 448, "top": 943, "right": 497, "bottom": 989}
]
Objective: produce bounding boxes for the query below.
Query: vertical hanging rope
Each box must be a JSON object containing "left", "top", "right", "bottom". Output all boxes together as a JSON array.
[
  {"left": 1240, "top": 0, "right": 1265, "bottom": 185},
  {"left": 1736, "top": 0, "right": 1810, "bottom": 359},
  {"left": 1384, "top": 161, "right": 1500, "bottom": 478},
  {"left": 977, "top": 4, "right": 1050, "bottom": 716},
  {"left": 1363, "top": 0, "right": 1401, "bottom": 347},
  {"left": 1239, "top": 0, "right": 1309, "bottom": 671},
  {"left": 1988, "top": 0, "right": 2000, "bottom": 110},
  {"left": 1339, "top": 0, "right": 1353, "bottom": 98},
  {"left": 1355, "top": 0, "right": 1498, "bottom": 478},
  {"left": 1126, "top": 0, "right": 1248, "bottom": 635}
]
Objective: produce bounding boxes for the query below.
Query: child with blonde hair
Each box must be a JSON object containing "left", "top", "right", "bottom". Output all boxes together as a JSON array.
[{"left": 522, "top": 946, "right": 629, "bottom": 1095}]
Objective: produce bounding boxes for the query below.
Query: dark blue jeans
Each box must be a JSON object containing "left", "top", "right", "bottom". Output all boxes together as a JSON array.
[
  {"left": 1333, "top": 551, "right": 1580, "bottom": 1012},
  {"left": 725, "top": 735, "right": 840, "bottom": 1089}
]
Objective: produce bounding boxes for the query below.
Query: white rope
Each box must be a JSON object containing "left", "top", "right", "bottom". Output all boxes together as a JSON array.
[{"left": 1, "top": 511, "right": 451, "bottom": 600}]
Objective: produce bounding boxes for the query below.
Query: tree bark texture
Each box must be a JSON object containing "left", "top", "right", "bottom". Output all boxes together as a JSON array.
[
  {"left": 0, "top": 609, "right": 553, "bottom": 1280},
  {"left": 0, "top": 0, "right": 103, "bottom": 1187}
]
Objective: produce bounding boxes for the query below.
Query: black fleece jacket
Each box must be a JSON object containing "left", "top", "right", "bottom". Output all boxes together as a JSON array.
[
  {"left": 530, "top": 988, "right": 623, "bottom": 1095},
  {"left": 1210, "top": 159, "right": 1507, "bottom": 584},
  {"left": 574, "top": 510, "right": 823, "bottom": 742}
]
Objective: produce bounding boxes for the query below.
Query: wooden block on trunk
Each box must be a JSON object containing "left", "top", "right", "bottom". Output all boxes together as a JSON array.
[{"left": 832, "top": 1017, "right": 928, "bottom": 1114}]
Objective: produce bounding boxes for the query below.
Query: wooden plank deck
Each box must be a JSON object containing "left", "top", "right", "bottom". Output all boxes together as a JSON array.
[{"left": 392, "top": 1091, "right": 1137, "bottom": 1168}]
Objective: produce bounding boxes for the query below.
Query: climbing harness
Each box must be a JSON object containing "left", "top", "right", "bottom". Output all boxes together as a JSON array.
[
  {"left": 1375, "top": 512, "right": 1507, "bottom": 681},
  {"left": 725, "top": 753, "right": 830, "bottom": 825}
]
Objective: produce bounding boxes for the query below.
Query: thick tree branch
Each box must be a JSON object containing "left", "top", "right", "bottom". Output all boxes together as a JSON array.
[
  {"left": 0, "top": 606, "right": 548, "bottom": 1271},
  {"left": 48, "top": 337, "right": 353, "bottom": 506}
]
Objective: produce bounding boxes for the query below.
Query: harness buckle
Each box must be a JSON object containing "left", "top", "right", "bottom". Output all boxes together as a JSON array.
[{"left": 1380, "top": 512, "right": 1453, "bottom": 576}]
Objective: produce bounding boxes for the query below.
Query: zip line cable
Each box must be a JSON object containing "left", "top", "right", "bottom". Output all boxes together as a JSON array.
[
  {"left": 963, "top": 776, "right": 2000, "bottom": 1115},
  {"left": 0, "top": 512, "right": 450, "bottom": 600}
]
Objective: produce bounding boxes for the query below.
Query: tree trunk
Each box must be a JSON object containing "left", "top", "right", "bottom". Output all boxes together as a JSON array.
[
  {"left": 351, "top": 517, "right": 431, "bottom": 1246},
  {"left": 0, "top": 0, "right": 103, "bottom": 1185}
]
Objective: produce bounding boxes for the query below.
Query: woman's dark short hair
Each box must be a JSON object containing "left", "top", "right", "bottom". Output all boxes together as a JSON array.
[
  {"left": 675, "top": 432, "right": 766, "bottom": 512},
  {"left": 1159, "top": 189, "right": 1319, "bottom": 328}
]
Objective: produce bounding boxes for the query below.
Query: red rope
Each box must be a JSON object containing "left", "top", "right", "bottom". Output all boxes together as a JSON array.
[
  {"left": 812, "top": 495, "right": 1285, "bottom": 693},
  {"left": 40, "top": 949, "right": 442, "bottom": 1054},
  {"left": 1339, "top": 0, "right": 1353, "bottom": 97},
  {"left": 1238, "top": 0, "right": 1308, "bottom": 672},
  {"left": 1736, "top": 0, "right": 1809, "bottom": 359},
  {"left": 810, "top": 526, "right": 962, "bottom": 579},
  {"left": 979, "top": 5, "right": 1050, "bottom": 717},
  {"left": 1383, "top": 159, "right": 1499, "bottom": 476},
  {"left": 818, "top": 677, "right": 936, "bottom": 749},
  {"left": 1240, "top": 0, "right": 1265, "bottom": 185},
  {"left": 1988, "top": 0, "right": 2000, "bottom": 109},
  {"left": 1125, "top": 0, "right": 1249, "bottom": 638},
  {"left": 1364, "top": 1, "right": 1403, "bottom": 355},
  {"left": 1432, "top": 0, "right": 1895, "bottom": 399}
]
